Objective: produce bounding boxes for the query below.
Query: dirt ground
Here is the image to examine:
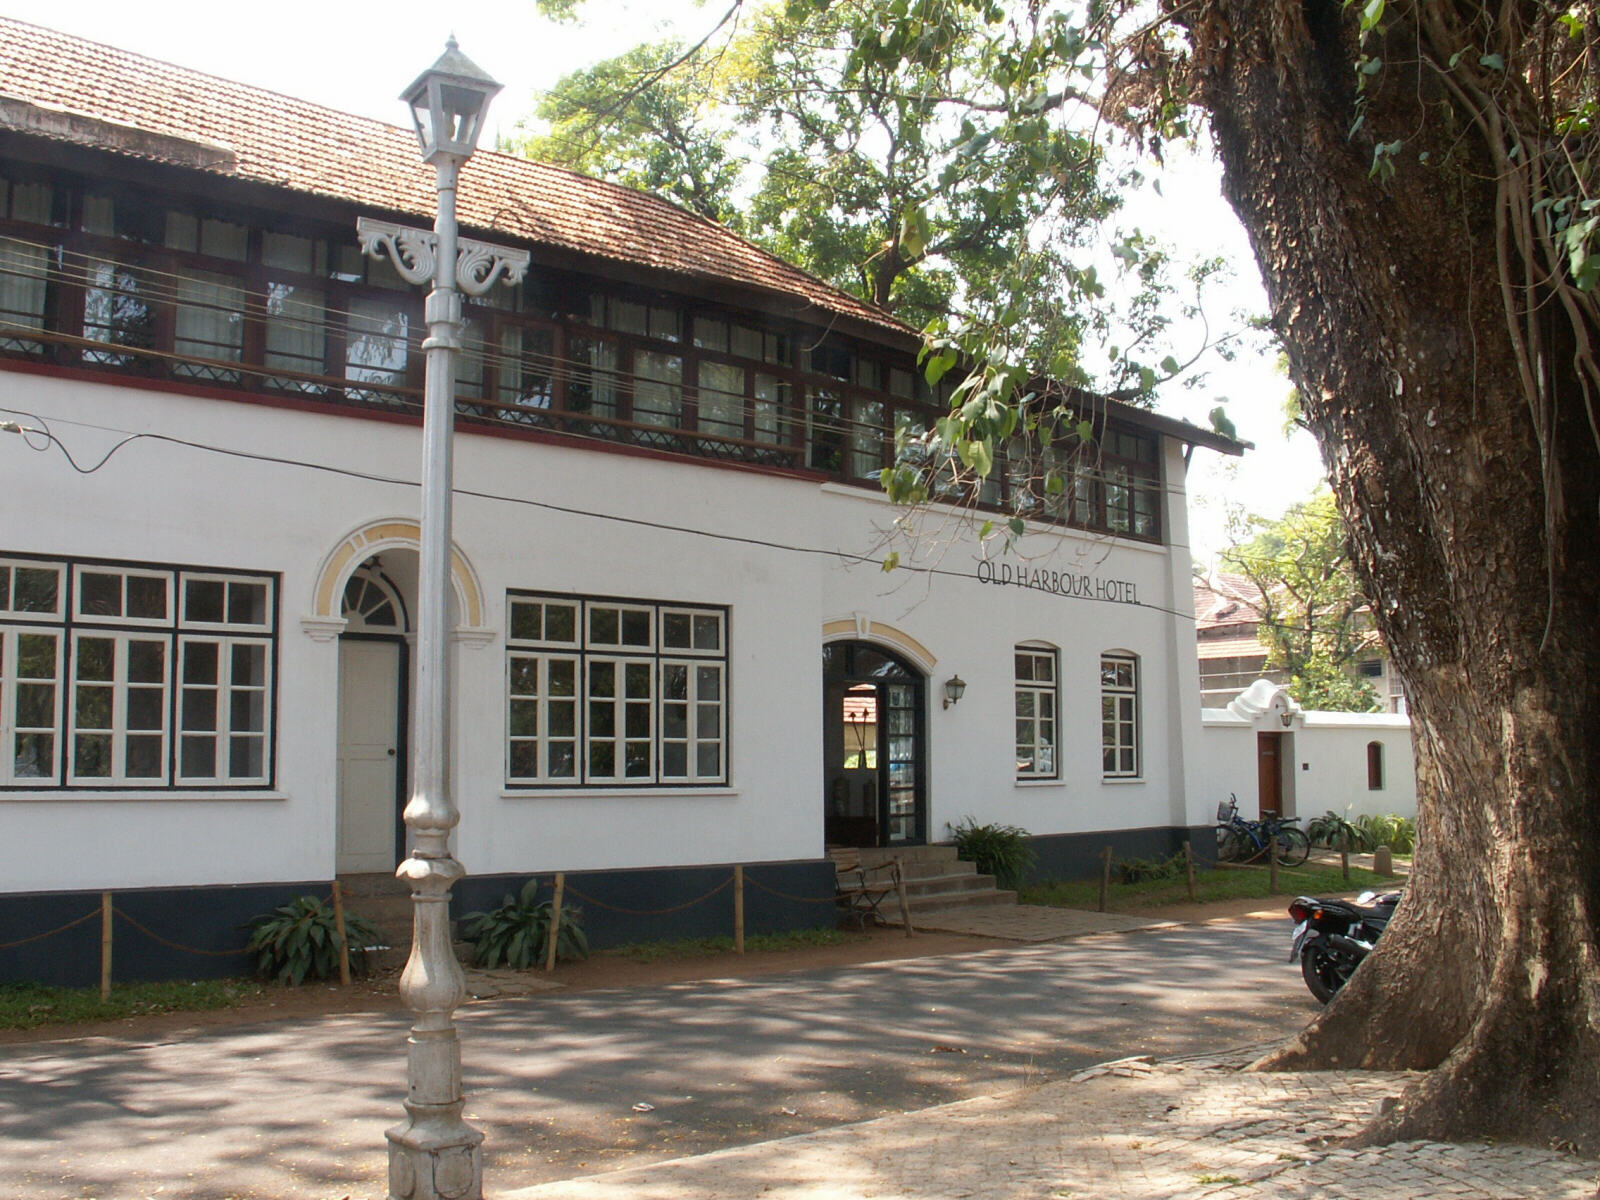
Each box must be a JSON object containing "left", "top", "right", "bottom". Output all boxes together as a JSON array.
[{"left": 1, "top": 897, "right": 1295, "bottom": 1048}]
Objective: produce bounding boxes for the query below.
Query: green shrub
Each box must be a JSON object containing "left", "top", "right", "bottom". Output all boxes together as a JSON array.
[
  {"left": 1114, "top": 851, "right": 1185, "bottom": 884},
  {"left": 1354, "top": 812, "right": 1416, "bottom": 854},
  {"left": 245, "top": 895, "right": 383, "bottom": 986},
  {"left": 1308, "top": 809, "right": 1371, "bottom": 851},
  {"left": 460, "top": 879, "right": 588, "bottom": 969},
  {"left": 947, "top": 817, "right": 1036, "bottom": 890}
]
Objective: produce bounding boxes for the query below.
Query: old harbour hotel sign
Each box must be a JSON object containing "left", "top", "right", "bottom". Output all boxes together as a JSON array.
[{"left": 975, "top": 559, "right": 1140, "bottom": 605}]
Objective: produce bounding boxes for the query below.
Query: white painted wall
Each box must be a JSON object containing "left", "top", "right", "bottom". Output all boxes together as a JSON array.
[
  {"left": 1292, "top": 713, "right": 1418, "bottom": 820},
  {"left": 3, "top": 369, "right": 1217, "bottom": 893},
  {"left": 1198, "top": 682, "right": 1417, "bottom": 823}
]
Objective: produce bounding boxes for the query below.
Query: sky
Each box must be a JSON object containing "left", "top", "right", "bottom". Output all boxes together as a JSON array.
[{"left": 0, "top": 0, "right": 1326, "bottom": 561}]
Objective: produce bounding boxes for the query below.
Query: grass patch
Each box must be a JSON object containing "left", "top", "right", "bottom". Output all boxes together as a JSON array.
[
  {"left": 0, "top": 977, "right": 265, "bottom": 1030},
  {"left": 607, "top": 927, "right": 849, "bottom": 962},
  {"left": 1019, "top": 861, "right": 1402, "bottom": 911}
]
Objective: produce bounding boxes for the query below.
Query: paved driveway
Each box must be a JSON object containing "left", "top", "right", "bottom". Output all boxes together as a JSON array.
[{"left": 0, "top": 917, "right": 1310, "bottom": 1199}]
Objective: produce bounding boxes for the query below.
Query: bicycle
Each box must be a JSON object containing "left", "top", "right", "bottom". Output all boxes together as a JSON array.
[{"left": 1214, "top": 795, "right": 1312, "bottom": 866}]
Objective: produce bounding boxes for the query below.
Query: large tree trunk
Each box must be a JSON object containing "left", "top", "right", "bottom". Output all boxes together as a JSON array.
[{"left": 1192, "top": 0, "right": 1600, "bottom": 1149}]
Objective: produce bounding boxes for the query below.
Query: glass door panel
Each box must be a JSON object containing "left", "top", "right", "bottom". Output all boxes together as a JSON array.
[{"left": 883, "top": 683, "right": 920, "bottom": 843}]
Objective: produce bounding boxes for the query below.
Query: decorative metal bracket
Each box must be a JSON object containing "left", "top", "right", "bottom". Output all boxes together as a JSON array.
[{"left": 356, "top": 217, "right": 531, "bottom": 296}]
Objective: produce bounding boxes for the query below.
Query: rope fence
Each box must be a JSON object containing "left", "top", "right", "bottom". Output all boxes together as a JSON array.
[
  {"left": 742, "top": 873, "right": 847, "bottom": 905},
  {"left": 559, "top": 875, "right": 734, "bottom": 917},
  {"left": 1, "top": 862, "right": 887, "bottom": 990},
  {"left": 0, "top": 906, "right": 99, "bottom": 951},
  {"left": 0, "top": 887, "right": 347, "bottom": 1000},
  {"left": 112, "top": 907, "right": 253, "bottom": 959}
]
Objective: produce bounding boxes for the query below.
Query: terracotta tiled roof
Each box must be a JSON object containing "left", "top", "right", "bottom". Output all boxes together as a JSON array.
[
  {"left": 1193, "top": 573, "right": 1267, "bottom": 629},
  {"left": 0, "top": 16, "right": 908, "bottom": 339}
]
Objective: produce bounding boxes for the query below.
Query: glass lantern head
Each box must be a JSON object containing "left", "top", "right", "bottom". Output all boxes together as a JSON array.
[{"left": 400, "top": 37, "right": 502, "bottom": 165}]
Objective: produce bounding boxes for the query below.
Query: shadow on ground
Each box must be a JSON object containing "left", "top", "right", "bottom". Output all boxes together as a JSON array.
[{"left": 0, "top": 919, "right": 1312, "bottom": 1198}]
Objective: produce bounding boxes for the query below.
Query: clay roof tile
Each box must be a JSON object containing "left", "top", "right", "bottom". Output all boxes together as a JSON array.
[{"left": 0, "top": 16, "right": 907, "bottom": 338}]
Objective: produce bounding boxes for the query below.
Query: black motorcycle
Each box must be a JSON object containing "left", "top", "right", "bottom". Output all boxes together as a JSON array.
[{"left": 1288, "top": 890, "right": 1401, "bottom": 1003}]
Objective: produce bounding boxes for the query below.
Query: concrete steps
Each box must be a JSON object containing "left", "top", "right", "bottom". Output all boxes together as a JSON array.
[
  {"left": 335, "top": 873, "right": 412, "bottom": 945},
  {"left": 829, "top": 844, "right": 1018, "bottom": 915},
  {"left": 336, "top": 873, "right": 479, "bottom": 970}
]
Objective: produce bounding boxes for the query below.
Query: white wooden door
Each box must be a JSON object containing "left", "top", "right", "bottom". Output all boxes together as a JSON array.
[{"left": 336, "top": 639, "right": 401, "bottom": 873}]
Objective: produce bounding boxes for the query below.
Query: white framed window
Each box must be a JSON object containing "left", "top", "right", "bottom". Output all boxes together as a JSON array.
[
  {"left": 1101, "top": 653, "right": 1140, "bottom": 778},
  {"left": 176, "top": 637, "right": 270, "bottom": 784},
  {"left": 0, "top": 555, "right": 277, "bottom": 790},
  {"left": 1015, "top": 644, "right": 1058, "bottom": 779},
  {"left": 68, "top": 631, "right": 170, "bottom": 784},
  {"left": 75, "top": 567, "right": 172, "bottom": 625},
  {"left": 0, "top": 625, "right": 63, "bottom": 783},
  {"left": 506, "top": 593, "right": 728, "bottom": 787},
  {"left": 0, "top": 559, "right": 64, "bottom": 620}
]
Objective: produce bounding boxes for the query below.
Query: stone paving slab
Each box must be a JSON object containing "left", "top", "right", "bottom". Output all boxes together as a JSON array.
[
  {"left": 894, "top": 903, "right": 1175, "bottom": 941},
  {"left": 502, "top": 1054, "right": 1599, "bottom": 1200}
]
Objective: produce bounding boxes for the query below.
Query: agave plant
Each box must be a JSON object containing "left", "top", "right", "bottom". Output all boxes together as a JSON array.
[
  {"left": 245, "top": 895, "right": 383, "bottom": 986},
  {"left": 1354, "top": 812, "right": 1417, "bottom": 854},
  {"left": 460, "top": 878, "right": 588, "bottom": 969},
  {"left": 1307, "top": 810, "right": 1371, "bottom": 852}
]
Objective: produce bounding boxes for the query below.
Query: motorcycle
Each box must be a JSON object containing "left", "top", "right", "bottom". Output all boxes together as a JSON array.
[{"left": 1288, "top": 890, "right": 1401, "bottom": 1003}]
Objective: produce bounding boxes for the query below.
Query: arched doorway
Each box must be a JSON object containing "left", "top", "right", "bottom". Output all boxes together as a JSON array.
[
  {"left": 823, "top": 641, "right": 926, "bottom": 847},
  {"left": 335, "top": 559, "right": 410, "bottom": 874}
]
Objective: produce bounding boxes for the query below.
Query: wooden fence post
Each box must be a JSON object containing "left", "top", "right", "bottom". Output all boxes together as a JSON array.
[
  {"left": 734, "top": 865, "right": 745, "bottom": 954},
  {"left": 331, "top": 879, "right": 352, "bottom": 986},
  {"left": 1268, "top": 836, "right": 1280, "bottom": 895},
  {"left": 1098, "top": 847, "right": 1114, "bottom": 913},
  {"left": 1184, "top": 840, "right": 1197, "bottom": 902},
  {"left": 894, "top": 856, "right": 914, "bottom": 938},
  {"left": 545, "top": 873, "right": 565, "bottom": 972},
  {"left": 99, "top": 891, "right": 113, "bottom": 1004},
  {"left": 1341, "top": 847, "right": 1351, "bottom": 881}
]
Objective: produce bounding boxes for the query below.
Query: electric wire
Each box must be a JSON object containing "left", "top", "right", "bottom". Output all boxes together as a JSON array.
[{"left": 0, "top": 408, "right": 1205, "bottom": 622}]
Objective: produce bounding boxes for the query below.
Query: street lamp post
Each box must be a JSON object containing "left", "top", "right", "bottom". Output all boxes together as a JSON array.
[{"left": 357, "top": 39, "right": 529, "bottom": 1200}]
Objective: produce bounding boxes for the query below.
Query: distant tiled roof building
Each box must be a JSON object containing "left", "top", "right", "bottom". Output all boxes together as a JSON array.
[
  {"left": 1193, "top": 574, "right": 1278, "bottom": 706},
  {"left": 1192, "top": 574, "right": 1404, "bottom": 712}
]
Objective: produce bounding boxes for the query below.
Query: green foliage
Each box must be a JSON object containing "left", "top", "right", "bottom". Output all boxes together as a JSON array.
[
  {"left": 1307, "top": 809, "right": 1372, "bottom": 851},
  {"left": 513, "top": 41, "right": 742, "bottom": 223},
  {"left": 0, "top": 978, "right": 264, "bottom": 1030},
  {"left": 522, "top": 2, "right": 1263, "bottom": 559},
  {"left": 1114, "top": 850, "right": 1186, "bottom": 884},
  {"left": 947, "top": 816, "right": 1036, "bottom": 890},
  {"left": 244, "top": 896, "right": 383, "bottom": 986},
  {"left": 1354, "top": 813, "right": 1417, "bottom": 855},
  {"left": 1217, "top": 491, "right": 1384, "bottom": 712},
  {"left": 515, "top": 0, "right": 1137, "bottom": 356},
  {"left": 460, "top": 879, "right": 589, "bottom": 969}
]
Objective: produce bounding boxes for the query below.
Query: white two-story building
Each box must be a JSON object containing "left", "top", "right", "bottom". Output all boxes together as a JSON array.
[{"left": 0, "top": 18, "right": 1244, "bottom": 983}]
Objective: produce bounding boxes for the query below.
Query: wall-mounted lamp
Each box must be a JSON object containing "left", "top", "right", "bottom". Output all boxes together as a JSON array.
[
  {"left": 943, "top": 675, "right": 967, "bottom": 709},
  {"left": 1279, "top": 710, "right": 1294, "bottom": 728}
]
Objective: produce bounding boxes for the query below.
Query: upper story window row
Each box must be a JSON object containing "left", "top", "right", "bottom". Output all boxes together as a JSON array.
[{"left": 0, "top": 168, "right": 1163, "bottom": 542}]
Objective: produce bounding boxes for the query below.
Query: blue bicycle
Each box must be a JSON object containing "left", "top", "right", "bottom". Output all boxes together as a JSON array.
[{"left": 1215, "top": 794, "right": 1311, "bottom": 865}]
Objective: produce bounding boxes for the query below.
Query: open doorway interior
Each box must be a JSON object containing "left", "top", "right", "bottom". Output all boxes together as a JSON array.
[{"left": 823, "top": 641, "right": 925, "bottom": 848}]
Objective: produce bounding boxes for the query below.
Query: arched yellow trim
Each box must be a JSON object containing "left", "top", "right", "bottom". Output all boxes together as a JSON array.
[
  {"left": 821, "top": 618, "right": 936, "bottom": 675},
  {"left": 310, "top": 518, "right": 485, "bottom": 627}
]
